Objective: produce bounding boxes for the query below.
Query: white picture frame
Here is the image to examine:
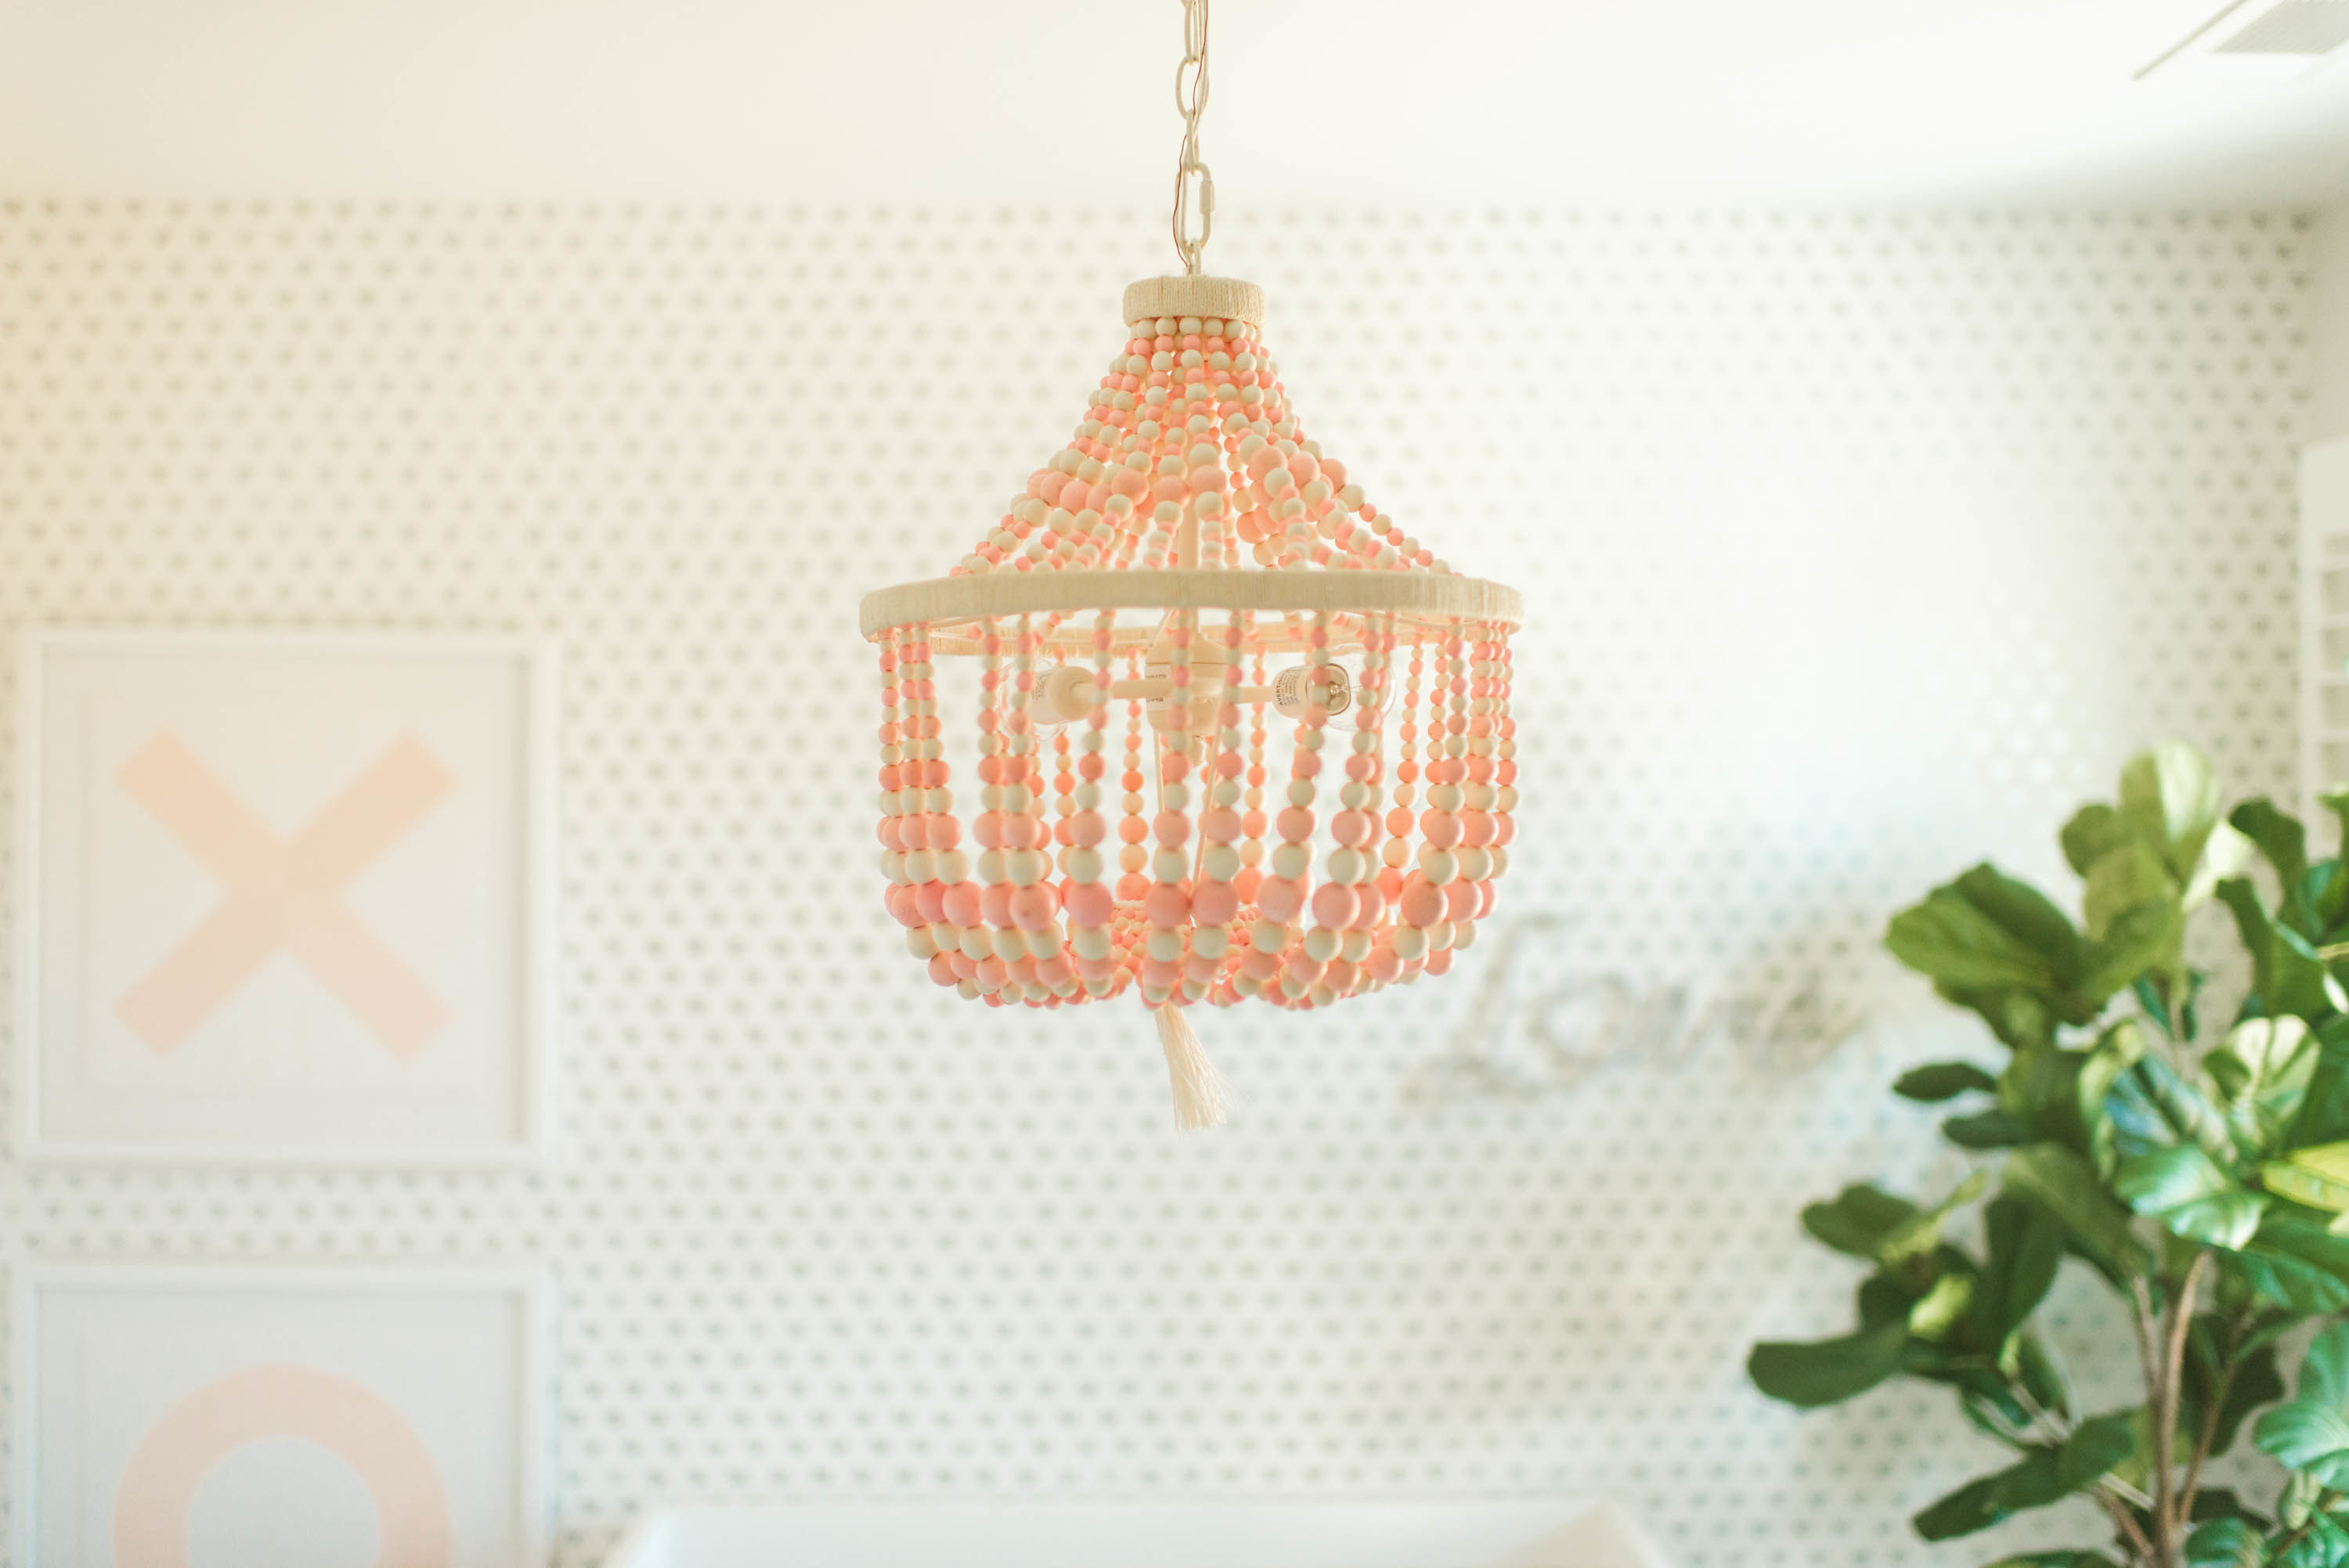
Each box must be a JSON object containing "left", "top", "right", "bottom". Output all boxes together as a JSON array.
[
  {"left": 13, "top": 1262, "right": 554, "bottom": 1568},
  {"left": 13, "top": 629, "right": 558, "bottom": 1165}
]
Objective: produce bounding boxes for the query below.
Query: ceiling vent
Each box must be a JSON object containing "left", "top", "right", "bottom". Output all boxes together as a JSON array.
[{"left": 2139, "top": 0, "right": 2349, "bottom": 77}]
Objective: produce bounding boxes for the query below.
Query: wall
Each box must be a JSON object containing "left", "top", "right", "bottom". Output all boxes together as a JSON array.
[{"left": 0, "top": 201, "right": 2310, "bottom": 1565}]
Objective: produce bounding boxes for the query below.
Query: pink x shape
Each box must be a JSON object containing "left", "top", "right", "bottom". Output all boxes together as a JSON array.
[{"left": 115, "top": 732, "right": 456, "bottom": 1058}]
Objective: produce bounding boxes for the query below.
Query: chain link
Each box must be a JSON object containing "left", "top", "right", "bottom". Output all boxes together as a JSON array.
[{"left": 1171, "top": 0, "right": 1214, "bottom": 276}]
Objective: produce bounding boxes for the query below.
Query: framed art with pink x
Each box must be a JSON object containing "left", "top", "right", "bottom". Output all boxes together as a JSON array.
[{"left": 14, "top": 631, "right": 557, "bottom": 1163}]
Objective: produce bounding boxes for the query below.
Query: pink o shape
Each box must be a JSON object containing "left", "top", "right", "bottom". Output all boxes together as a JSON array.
[{"left": 113, "top": 1365, "right": 453, "bottom": 1568}]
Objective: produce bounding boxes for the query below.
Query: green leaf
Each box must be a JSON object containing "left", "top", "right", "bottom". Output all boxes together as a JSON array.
[
  {"left": 2259, "top": 1408, "right": 2349, "bottom": 1491},
  {"left": 2116, "top": 1144, "right": 2268, "bottom": 1249},
  {"left": 1889, "top": 868, "right": 2079, "bottom": 993},
  {"left": 2264, "top": 1144, "right": 2349, "bottom": 1213},
  {"left": 2189, "top": 1486, "right": 2267, "bottom": 1524},
  {"left": 2322, "top": 788, "right": 2349, "bottom": 863},
  {"left": 1907, "top": 1273, "right": 1974, "bottom": 1342},
  {"left": 2223, "top": 1216, "right": 2349, "bottom": 1312},
  {"left": 2062, "top": 801, "right": 2131, "bottom": 878},
  {"left": 1877, "top": 1171, "right": 1990, "bottom": 1265},
  {"left": 2186, "top": 821, "right": 2260, "bottom": 914},
  {"left": 2218, "top": 1369, "right": 2286, "bottom": 1465},
  {"left": 2233, "top": 798, "right": 2311, "bottom": 892},
  {"left": 2184, "top": 1314, "right": 2286, "bottom": 1462},
  {"left": 2015, "top": 1328, "right": 2070, "bottom": 1421},
  {"left": 2210, "top": 1015, "right": 2321, "bottom": 1158},
  {"left": 2135, "top": 1052, "right": 2243, "bottom": 1169},
  {"left": 2107, "top": 1065, "right": 2182, "bottom": 1162},
  {"left": 1911, "top": 1446, "right": 2064, "bottom": 1541},
  {"left": 1985, "top": 1553, "right": 2123, "bottom": 1568},
  {"left": 2185, "top": 1516, "right": 2267, "bottom": 1568},
  {"left": 2080, "top": 896, "right": 2186, "bottom": 1002},
  {"left": 2056, "top": 1409, "right": 2138, "bottom": 1491},
  {"left": 2084, "top": 841, "right": 2174, "bottom": 942},
  {"left": 1748, "top": 1321, "right": 1909, "bottom": 1408},
  {"left": 2294, "top": 1020, "right": 2349, "bottom": 1146},
  {"left": 1889, "top": 867, "right": 2107, "bottom": 1036},
  {"left": 2220, "top": 877, "right": 2346, "bottom": 1024},
  {"left": 2121, "top": 741, "right": 2223, "bottom": 884},
  {"left": 2278, "top": 1517, "right": 2349, "bottom": 1568},
  {"left": 1937, "top": 983, "right": 2062, "bottom": 1052},
  {"left": 1896, "top": 1061, "right": 2000, "bottom": 1101},
  {"left": 2001, "top": 1030, "right": 2139, "bottom": 1157},
  {"left": 1857, "top": 1269, "right": 1921, "bottom": 1328},
  {"left": 2002, "top": 1144, "right": 2153, "bottom": 1281},
  {"left": 1946, "top": 1108, "right": 2033, "bottom": 1148},
  {"left": 1971, "top": 1195, "right": 2062, "bottom": 1350},
  {"left": 2256, "top": 1322, "right": 2349, "bottom": 1488},
  {"left": 2299, "top": 860, "right": 2349, "bottom": 943},
  {"left": 1802, "top": 1184, "right": 1921, "bottom": 1260}
]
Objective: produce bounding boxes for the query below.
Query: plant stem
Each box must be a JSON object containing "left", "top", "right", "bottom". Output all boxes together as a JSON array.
[
  {"left": 2094, "top": 1483, "right": 2157, "bottom": 1566},
  {"left": 2129, "top": 1276, "right": 2171, "bottom": 1563},
  {"left": 2153, "top": 1254, "right": 2210, "bottom": 1565},
  {"left": 2176, "top": 1307, "right": 2244, "bottom": 1527}
]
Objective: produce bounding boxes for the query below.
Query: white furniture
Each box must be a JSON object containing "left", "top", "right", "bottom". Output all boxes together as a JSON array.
[{"left": 602, "top": 1502, "right": 1668, "bottom": 1568}]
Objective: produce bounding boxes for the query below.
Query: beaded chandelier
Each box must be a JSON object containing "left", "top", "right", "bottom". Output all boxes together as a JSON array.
[{"left": 861, "top": 0, "right": 1524, "bottom": 1126}]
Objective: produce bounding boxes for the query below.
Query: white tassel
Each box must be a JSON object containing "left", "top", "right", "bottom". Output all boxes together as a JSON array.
[{"left": 1155, "top": 1004, "right": 1227, "bottom": 1130}]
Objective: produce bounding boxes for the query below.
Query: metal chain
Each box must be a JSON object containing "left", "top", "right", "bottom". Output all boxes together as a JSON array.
[{"left": 1171, "top": 0, "right": 1214, "bottom": 276}]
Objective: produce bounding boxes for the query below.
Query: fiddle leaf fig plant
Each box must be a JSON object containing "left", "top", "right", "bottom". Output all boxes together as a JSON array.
[{"left": 1750, "top": 743, "right": 2349, "bottom": 1567}]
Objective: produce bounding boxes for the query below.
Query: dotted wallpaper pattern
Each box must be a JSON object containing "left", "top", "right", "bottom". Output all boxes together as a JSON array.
[{"left": 0, "top": 202, "right": 2311, "bottom": 1566}]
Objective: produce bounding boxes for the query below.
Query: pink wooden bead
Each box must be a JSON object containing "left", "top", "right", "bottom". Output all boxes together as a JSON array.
[
  {"left": 1419, "top": 809, "right": 1462, "bottom": 850},
  {"left": 1310, "top": 882, "right": 1359, "bottom": 931},
  {"left": 915, "top": 881, "right": 947, "bottom": 923},
  {"left": 1443, "top": 879, "right": 1478, "bottom": 922},
  {"left": 1366, "top": 943, "right": 1402, "bottom": 984},
  {"left": 1476, "top": 880, "right": 1497, "bottom": 920},
  {"left": 1323, "top": 957, "right": 1359, "bottom": 993},
  {"left": 1010, "top": 885, "right": 1059, "bottom": 931},
  {"left": 1330, "top": 809, "right": 1373, "bottom": 847},
  {"left": 885, "top": 884, "right": 922, "bottom": 927},
  {"left": 942, "top": 882, "right": 982, "bottom": 927},
  {"left": 1398, "top": 877, "right": 1445, "bottom": 928},
  {"left": 1193, "top": 879, "right": 1239, "bottom": 925},
  {"left": 927, "top": 953, "right": 960, "bottom": 986},
  {"left": 1425, "top": 948, "right": 1453, "bottom": 977},
  {"left": 1145, "top": 884, "right": 1190, "bottom": 928},
  {"left": 1065, "top": 881, "right": 1113, "bottom": 926},
  {"left": 1351, "top": 881, "right": 1386, "bottom": 930},
  {"left": 1276, "top": 806, "right": 1315, "bottom": 843},
  {"left": 981, "top": 883, "right": 1013, "bottom": 927},
  {"left": 1153, "top": 809, "right": 1190, "bottom": 847},
  {"left": 1459, "top": 809, "right": 1494, "bottom": 847},
  {"left": 1257, "top": 876, "right": 1304, "bottom": 923}
]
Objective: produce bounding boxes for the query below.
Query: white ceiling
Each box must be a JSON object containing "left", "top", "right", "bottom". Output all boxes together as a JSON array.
[{"left": 4, "top": 0, "right": 2349, "bottom": 207}]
